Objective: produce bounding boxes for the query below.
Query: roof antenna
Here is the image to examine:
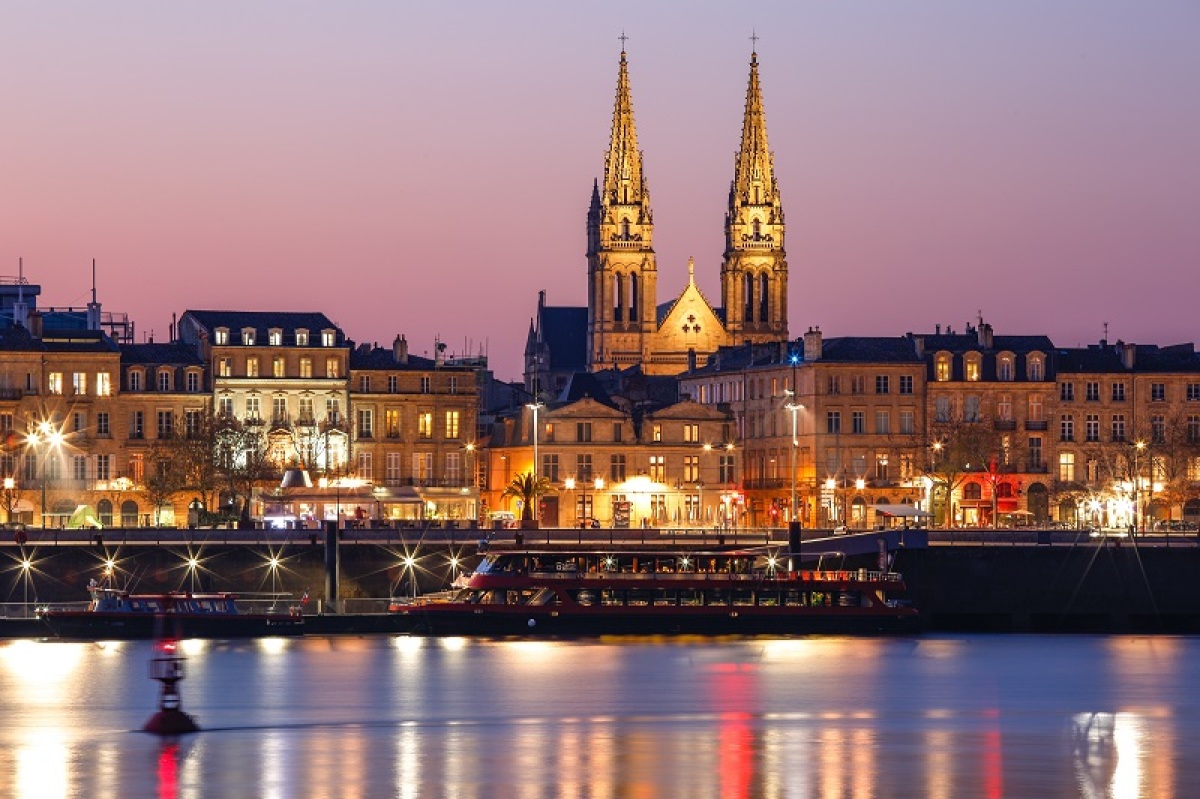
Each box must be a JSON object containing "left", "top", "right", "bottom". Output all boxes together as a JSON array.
[{"left": 92, "top": 258, "right": 98, "bottom": 304}]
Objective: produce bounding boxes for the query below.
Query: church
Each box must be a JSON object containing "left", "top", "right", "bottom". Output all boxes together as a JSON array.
[{"left": 525, "top": 47, "right": 789, "bottom": 396}]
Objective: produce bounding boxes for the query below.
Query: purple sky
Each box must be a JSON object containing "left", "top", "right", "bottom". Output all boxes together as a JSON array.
[{"left": 3, "top": 2, "right": 1198, "bottom": 380}]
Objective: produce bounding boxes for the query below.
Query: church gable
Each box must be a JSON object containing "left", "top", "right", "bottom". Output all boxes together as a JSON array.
[{"left": 656, "top": 278, "right": 727, "bottom": 356}]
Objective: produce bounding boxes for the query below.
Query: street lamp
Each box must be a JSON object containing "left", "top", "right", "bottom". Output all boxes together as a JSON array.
[
  {"left": 564, "top": 477, "right": 576, "bottom": 526},
  {"left": 28, "top": 421, "right": 64, "bottom": 530},
  {"left": 526, "top": 402, "right": 544, "bottom": 483},
  {"left": 784, "top": 390, "right": 803, "bottom": 525},
  {"left": 20, "top": 557, "right": 32, "bottom": 618},
  {"left": 3, "top": 476, "right": 14, "bottom": 524},
  {"left": 1133, "top": 440, "right": 1146, "bottom": 534}
]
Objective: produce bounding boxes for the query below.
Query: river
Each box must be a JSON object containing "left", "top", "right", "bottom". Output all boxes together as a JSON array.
[{"left": 0, "top": 634, "right": 1197, "bottom": 798}]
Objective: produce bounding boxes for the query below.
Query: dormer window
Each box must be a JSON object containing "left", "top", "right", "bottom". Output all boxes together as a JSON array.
[
  {"left": 268, "top": 328, "right": 283, "bottom": 346},
  {"left": 129, "top": 369, "right": 144, "bottom": 392},
  {"left": 157, "top": 369, "right": 172, "bottom": 392},
  {"left": 295, "top": 329, "right": 309, "bottom": 346},
  {"left": 964, "top": 353, "right": 981, "bottom": 382},
  {"left": 241, "top": 328, "right": 256, "bottom": 346},
  {"left": 997, "top": 353, "right": 1015, "bottom": 382},
  {"left": 321, "top": 330, "right": 335, "bottom": 347},
  {"left": 935, "top": 353, "right": 951, "bottom": 382},
  {"left": 1027, "top": 354, "right": 1045, "bottom": 382},
  {"left": 214, "top": 328, "right": 229, "bottom": 345}
]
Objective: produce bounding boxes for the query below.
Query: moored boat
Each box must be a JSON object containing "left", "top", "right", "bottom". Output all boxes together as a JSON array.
[
  {"left": 38, "top": 583, "right": 305, "bottom": 640},
  {"left": 389, "top": 549, "right": 918, "bottom": 636}
]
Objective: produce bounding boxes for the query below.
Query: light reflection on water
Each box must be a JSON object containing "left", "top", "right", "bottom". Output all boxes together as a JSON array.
[{"left": 0, "top": 635, "right": 1198, "bottom": 798}]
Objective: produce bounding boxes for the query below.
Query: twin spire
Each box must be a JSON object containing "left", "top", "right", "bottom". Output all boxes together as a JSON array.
[{"left": 602, "top": 49, "right": 648, "bottom": 209}]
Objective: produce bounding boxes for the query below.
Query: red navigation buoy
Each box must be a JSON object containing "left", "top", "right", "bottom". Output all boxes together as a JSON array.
[{"left": 143, "top": 638, "right": 200, "bottom": 735}]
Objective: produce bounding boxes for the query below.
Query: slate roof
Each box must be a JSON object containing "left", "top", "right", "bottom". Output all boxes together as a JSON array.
[
  {"left": 1057, "top": 343, "right": 1200, "bottom": 374},
  {"left": 537, "top": 306, "right": 588, "bottom": 371},
  {"left": 819, "top": 337, "right": 923, "bottom": 363},
  {"left": 182, "top": 310, "right": 344, "bottom": 345},
  {"left": 121, "top": 342, "right": 204, "bottom": 366},
  {"left": 916, "top": 333, "right": 1056, "bottom": 354}
]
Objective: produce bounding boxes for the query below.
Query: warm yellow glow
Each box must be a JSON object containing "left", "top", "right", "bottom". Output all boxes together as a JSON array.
[
  {"left": 180, "top": 639, "right": 208, "bottom": 656},
  {"left": 594, "top": 476, "right": 605, "bottom": 490},
  {"left": 3, "top": 477, "right": 13, "bottom": 490},
  {"left": 448, "top": 556, "right": 459, "bottom": 570},
  {"left": 439, "top": 637, "right": 467, "bottom": 651},
  {"left": 20, "top": 558, "right": 32, "bottom": 572},
  {"left": 393, "top": 635, "right": 423, "bottom": 652},
  {"left": 855, "top": 479, "right": 866, "bottom": 490},
  {"left": 258, "top": 637, "right": 289, "bottom": 655},
  {"left": 825, "top": 478, "right": 836, "bottom": 490},
  {"left": 403, "top": 556, "right": 416, "bottom": 569},
  {"left": 186, "top": 557, "right": 200, "bottom": 570},
  {"left": 564, "top": 477, "right": 576, "bottom": 491},
  {"left": 268, "top": 557, "right": 280, "bottom": 570}
]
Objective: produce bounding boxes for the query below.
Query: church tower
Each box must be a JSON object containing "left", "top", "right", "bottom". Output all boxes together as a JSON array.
[
  {"left": 721, "top": 49, "right": 787, "bottom": 342},
  {"left": 587, "top": 47, "right": 658, "bottom": 371}
]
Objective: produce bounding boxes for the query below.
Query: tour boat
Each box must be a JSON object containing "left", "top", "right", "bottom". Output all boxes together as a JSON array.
[
  {"left": 38, "top": 582, "right": 305, "bottom": 640},
  {"left": 388, "top": 549, "right": 919, "bottom": 636}
]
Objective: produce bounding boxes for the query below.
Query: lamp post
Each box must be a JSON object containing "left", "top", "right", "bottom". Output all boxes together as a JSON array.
[
  {"left": 564, "top": 477, "right": 576, "bottom": 526},
  {"left": 1133, "top": 440, "right": 1146, "bottom": 534},
  {"left": 526, "top": 402, "right": 544, "bottom": 482},
  {"left": 3, "top": 476, "right": 14, "bottom": 524},
  {"left": 29, "top": 421, "right": 64, "bottom": 530}
]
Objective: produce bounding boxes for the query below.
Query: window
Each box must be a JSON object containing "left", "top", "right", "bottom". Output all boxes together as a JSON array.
[
  {"left": 418, "top": 412, "right": 432, "bottom": 439},
  {"left": 964, "top": 396, "right": 981, "bottom": 422},
  {"left": 827, "top": 375, "right": 841, "bottom": 395},
  {"left": 325, "top": 357, "right": 339, "bottom": 378},
  {"left": 273, "top": 358, "right": 285, "bottom": 378},
  {"left": 156, "top": 410, "right": 173, "bottom": 439},
  {"left": 241, "top": 328, "right": 255, "bottom": 346},
  {"left": 1060, "top": 383, "right": 1074, "bottom": 401},
  {"left": 186, "top": 371, "right": 200, "bottom": 392},
  {"left": 321, "top": 331, "right": 335, "bottom": 347},
  {"left": 73, "top": 455, "right": 88, "bottom": 481},
  {"left": 997, "top": 395, "right": 1013, "bottom": 421},
  {"left": 1189, "top": 383, "right": 1200, "bottom": 402},
  {"left": 719, "top": 455, "right": 735, "bottom": 484},
  {"left": 1060, "top": 415, "right": 1074, "bottom": 442},
  {"left": 875, "top": 375, "right": 889, "bottom": 395},
  {"left": 359, "top": 375, "right": 370, "bottom": 392},
  {"left": 576, "top": 454, "right": 593, "bottom": 480},
  {"left": 683, "top": 423, "right": 699, "bottom": 443},
  {"left": 851, "top": 376, "right": 865, "bottom": 395},
  {"left": 899, "top": 375, "right": 914, "bottom": 395},
  {"left": 48, "top": 372, "right": 63, "bottom": 394},
  {"left": 269, "top": 329, "right": 282, "bottom": 346},
  {"left": 96, "top": 454, "right": 111, "bottom": 481},
  {"left": 1151, "top": 383, "right": 1165, "bottom": 402},
  {"left": 185, "top": 410, "right": 201, "bottom": 438},
  {"left": 652, "top": 424, "right": 662, "bottom": 442},
  {"left": 1111, "top": 414, "right": 1126, "bottom": 442},
  {"left": 965, "top": 356, "right": 980, "bottom": 382},
  {"left": 1086, "top": 381, "right": 1100, "bottom": 401},
  {"left": 158, "top": 370, "right": 172, "bottom": 391},
  {"left": 899, "top": 409, "right": 914, "bottom": 436},
  {"left": 388, "top": 375, "right": 398, "bottom": 394},
  {"left": 1028, "top": 395, "right": 1044, "bottom": 422},
  {"left": 1059, "top": 453, "right": 1076, "bottom": 482},
  {"left": 851, "top": 411, "right": 865, "bottom": 434},
  {"left": 1112, "top": 382, "right": 1126, "bottom": 402},
  {"left": 1086, "top": 414, "right": 1099, "bottom": 442},
  {"left": 542, "top": 454, "right": 559, "bottom": 482},
  {"left": 96, "top": 412, "right": 109, "bottom": 437},
  {"left": 386, "top": 452, "right": 403, "bottom": 485},
  {"left": 412, "top": 453, "right": 433, "bottom": 482},
  {"left": 218, "top": 397, "right": 234, "bottom": 418},
  {"left": 683, "top": 455, "right": 699, "bottom": 482},
  {"left": 357, "top": 408, "right": 374, "bottom": 438},
  {"left": 386, "top": 409, "right": 400, "bottom": 438},
  {"left": 1029, "top": 437, "right": 1043, "bottom": 468},
  {"left": 610, "top": 454, "right": 627, "bottom": 482},
  {"left": 935, "top": 355, "right": 951, "bottom": 382},
  {"left": 449, "top": 376, "right": 459, "bottom": 395},
  {"left": 326, "top": 399, "right": 341, "bottom": 424},
  {"left": 131, "top": 411, "right": 144, "bottom": 439},
  {"left": 1151, "top": 414, "right": 1165, "bottom": 444},
  {"left": 875, "top": 410, "right": 890, "bottom": 435},
  {"left": 1027, "top": 356, "right": 1044, "bottom": 382},
  {"left": 245, "top": 397, "right": 261, "bottom": 420},
  {"left": 826, "top": 411, "right": 841, "bottom": 434},
  {"left": 445, "top": 410, "right": 460, "bottom": 439},
  {"left": 875, "top": 453, "right": 890, "bottom": 481},
  {"left": 73, "top": 372, "right": 87, "bottom": 395},
  {"left": 300, "top": 358, "right": 313, "bottom": 378},
  {"left": 935, "top": 396, "right": 951, "bottom": 423},
  {"left": 1188, "top": 415, "right": 1200, "bottom": 444},
  {"left": 214, "top": 328, "right": 228, "bottom": 345},
  {"left": 577, "top": 422, "right": 592, "bottom": 443},
  {"left": 648, "top": 455, "right": 665, "bottom": 482},
  {"left": 357, "top": 452, "right": 373, "bottom": 480},
  {"left": 295, "top": 329, "right": 309, "bottom": 346},
  {"left": 445, "top": 452, "right": 462, "bottom": 484},
  {"left": 298, "top": 398, "right": 314, "bottom": 423},
  {"left": 613, "top": 422, "right": 623, "bottom": 442},
  {"left": 218, "top": 358, "right": 234, "bottom": 378},
  {"left": 998, "top": 357, "right": 1013, "bottom": 382}
]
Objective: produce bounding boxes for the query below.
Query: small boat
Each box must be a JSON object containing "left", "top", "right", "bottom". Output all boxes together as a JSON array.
[
  {"left": 38, "top": 582, "right": 305, "bottom": 640},
  {"left": 388, "top": 549, "right": 919, "bottom": 636}
]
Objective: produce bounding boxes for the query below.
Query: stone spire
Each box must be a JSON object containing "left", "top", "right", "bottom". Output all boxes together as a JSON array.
[
  {"left": 601, "top": 49, "right": 652, "bottom": 216},
  {"left": 722, "top": 48, "right": 788, "bottom": 341}
]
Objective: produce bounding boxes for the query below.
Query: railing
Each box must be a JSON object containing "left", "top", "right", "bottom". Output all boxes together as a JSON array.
[{"left": 1025, "top": 420, "right": 1048, "bottom": 431}]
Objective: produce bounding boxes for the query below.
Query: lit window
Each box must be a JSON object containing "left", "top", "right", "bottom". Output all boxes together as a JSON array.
[
  {"left": 95, "top": 373, "right": 111, "bottom": 396},
  {"left": 321, "top": 330, "right": 335, "bottom": 347},
  {"left": 214, "top": 328, "right": 228, "bottom": 345},
  {"left": 241, "top": 328, "right": 255, "bottom": 346},
  {"left": 73, "top": 372, "right": 87, "bottom": 395},
  {"left": 295, "top": 329, "right": 309, "bottom": 346},
  {"left": 269, "top": 329, "right": 282, "bottom": 346},
  {"left": 273, "top": 358, "right": 284, "bottom": 378},
  {"left": 325, "top": 357, "right": 339, "bottom": 378},
  {"left": 246, "top": 358, "right": 259, "bottom": 378},
  {"left": 48, "top": 372, "right": 63, "bottom": 395},
  {"left": 445, "top": 411, "right": 460, "bottom": 439}
]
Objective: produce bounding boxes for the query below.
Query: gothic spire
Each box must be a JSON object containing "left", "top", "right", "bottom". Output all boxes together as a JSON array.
[
  {"left": 730, "top": 50, "right": 778, "bottom": 209},
  {"left": 602, "top": 49, "right": 650, "bottom": 211}
]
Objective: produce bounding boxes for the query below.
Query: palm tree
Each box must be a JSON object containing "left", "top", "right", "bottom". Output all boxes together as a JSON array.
[{"left": 501, "top": 471, "right": 555, "bottom": 523}]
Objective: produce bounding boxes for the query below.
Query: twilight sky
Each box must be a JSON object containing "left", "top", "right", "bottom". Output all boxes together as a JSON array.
[{"left": 2, "top": 2, "right": 1197, "bottom": 380}]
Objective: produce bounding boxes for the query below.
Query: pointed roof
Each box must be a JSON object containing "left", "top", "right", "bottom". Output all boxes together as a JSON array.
[
  {"left": 731, "top": 50, "right": 778, "bottom": 206},
  {"left": 602, "top": 49, "right": 650, "bottom": 209}
]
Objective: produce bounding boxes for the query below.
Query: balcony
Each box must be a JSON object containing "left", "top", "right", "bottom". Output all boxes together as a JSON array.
[
  {"left": 993, "top": 420, "right": 1016, "bottom": 431},
  {"left": 1025, "top": 420, "right": 1048, "bottom": 431}
]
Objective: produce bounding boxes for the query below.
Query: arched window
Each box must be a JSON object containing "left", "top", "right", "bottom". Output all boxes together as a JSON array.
[
  {"left": 629, "top": 273, "right": 638, "bottom": 321},
  {"left": 97, "top": 499, "right": 113, "bottom": 527},
  {"left": 963, "top": 482, "right": 982, "bottom": 501},
  {"left": 620, "top": 217, "right": 631, "bottom": 238},
  {"left": 121, "top": 500, "right": 139, "bottom": 528},
  {"left": 752, "top": 218, "right": 762, "bottom": 238},
  {"left": 613, "top": 273, "right": 623, "bottom": 321},
  {"left": 758, "top": 273, "right": 769, "bottom": 323},
  {"left": 935, "top": 354, "right": 952, "bottom": 382},
  {"left": 744, "top": 274, "right": 755, "bottom": 322}
]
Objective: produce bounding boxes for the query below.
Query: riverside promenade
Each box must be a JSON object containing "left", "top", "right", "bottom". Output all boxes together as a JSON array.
[{"left": 3, "top": 524, "right": 1199, "bottom": 633}]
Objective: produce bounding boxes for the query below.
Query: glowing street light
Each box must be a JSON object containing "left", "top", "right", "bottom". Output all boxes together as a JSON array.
[{"left": 20, "top": 557, "right": 32, "bottom": 618}]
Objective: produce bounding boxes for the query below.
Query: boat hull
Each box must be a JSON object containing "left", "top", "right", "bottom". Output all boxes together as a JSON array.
[
  {"left": 39, "top": 611, "right": 305, "bottom": 640},
  {"left": 391, "top": 605, "right": 919, "bottom": 637}
]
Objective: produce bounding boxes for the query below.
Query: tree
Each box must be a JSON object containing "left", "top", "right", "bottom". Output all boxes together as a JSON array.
[
  {"left": 924, "top": 413, "right": 1020, "bottom": 527},
  {"left": 500, "top": 471, "right": 555, "bottom": 522},
  {"left": 213, "top": 417, "right": 275, "bottom": 524},
  {"left": 142, "top": 438, "right": 186, "bottom": 526}
]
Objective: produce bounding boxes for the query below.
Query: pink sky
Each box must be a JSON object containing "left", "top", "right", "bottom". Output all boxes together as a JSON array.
[{"left": 2, "top": 2, "right": 1198, "bottom": 379}]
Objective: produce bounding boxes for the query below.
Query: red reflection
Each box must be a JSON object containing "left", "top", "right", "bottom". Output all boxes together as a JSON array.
[
  {"left": 158, "top": 741, "right": 179, "bottom": 799},
  {"left": 712, "top": 664, "right": 758, "bottom": 799},
  {"left": 982, "top": 708, "right": 1003, "bottom": 799}
]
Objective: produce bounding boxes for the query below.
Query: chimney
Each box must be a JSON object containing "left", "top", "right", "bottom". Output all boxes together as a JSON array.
[
  {"left": 977, "top": 322, "right": 993, "bottom": 350},
  {"left": 393, "top": 335, "right": 408, "bottom": 364},
  {"left": 28, "top": 310, "right": 43, "bottom": 339},
  {"left": 935, "top": 324, "right": 941, "bottom": 335},
  {"left": 803, "top": 326, "right": 823, "bottom": 362},
  {"left": 912, "top": 335, "right": 925, "bottom": 359},
  {"left": 1121, "top": 342, "right": 1136, "bottom": 370},
  {"left": 687, "top": 348, "right": 697, "bottom": 372}
]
